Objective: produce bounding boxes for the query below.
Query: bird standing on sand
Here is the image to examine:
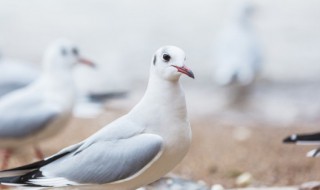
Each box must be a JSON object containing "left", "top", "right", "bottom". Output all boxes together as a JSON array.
[
  {"left": 213, "top": 1, "right": 262, "bottom": 107},
  {"left": 283, "top": 132, "right": 320, "bottom": 157},
  {"left": 0, "top": 39, "right": 94, "bottom": 170},
  {"left": 0, "top": 46, "right": 194, "bottom": 190}
]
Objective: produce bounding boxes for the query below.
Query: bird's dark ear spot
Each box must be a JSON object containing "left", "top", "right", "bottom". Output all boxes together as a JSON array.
[{"left": 153, "top": 55, "right": 157, "bottom": 65}]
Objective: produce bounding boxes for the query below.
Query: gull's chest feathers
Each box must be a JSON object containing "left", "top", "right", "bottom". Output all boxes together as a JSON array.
[
  {"left": 132, "top": 87, "right": 187, "bottom": 129},
  {"left": 130, "top": 92, "right": 190, "bottom": 151},
  {"left": 39, "top": 75, "right": 76, "bottom": 110}
]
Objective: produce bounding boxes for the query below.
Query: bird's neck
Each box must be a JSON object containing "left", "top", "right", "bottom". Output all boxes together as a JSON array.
[
  {"left": 42, "top": 68, "right": 74, "bottom": 86},
  {"left": 145, "top": 74, "right": 182, "bottom": 99},
  {"left": 130, "top": 73, "right": 188, "bottom": 121},
  {"left": 39, "top": 69, "right": 76, "bottom": 108}
]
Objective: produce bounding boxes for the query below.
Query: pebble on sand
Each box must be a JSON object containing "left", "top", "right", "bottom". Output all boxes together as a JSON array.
[{"left": 236, "top": 172, "right": 253, "bottom": 187}]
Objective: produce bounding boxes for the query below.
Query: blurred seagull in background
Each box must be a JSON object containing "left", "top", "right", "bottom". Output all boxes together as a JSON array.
[
  {"left": 214, "top": 1, "right": 262, "bottom": 86},
  {"left": 0, "top": 48, "right": 127, "bottom": 119},
  {"left": 0, "top": 39, "right": 94, "bottom": 170},
  {"left": 213, "top": 1, "right": 262, "bottom": 107},
  {"left": 283, "top": 132, "right": 320, "bottom": 157},
  {"left": 0, "top": 54, "right": 39, "bottom": 97},
  {"left": 0, "top": 46, "right": 194, "bottom": 189}
]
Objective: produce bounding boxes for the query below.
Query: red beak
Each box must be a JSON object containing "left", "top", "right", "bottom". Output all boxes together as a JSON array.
[
  {"left": 172, "top": 65, "right": 195, "bottom": 79},
  {"left": 78, "top": 58, "right": 96, "bottom": 68}
]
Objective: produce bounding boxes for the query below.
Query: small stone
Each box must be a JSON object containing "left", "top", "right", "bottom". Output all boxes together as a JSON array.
[
  {"left": 232, "top": 127, "right": 251, "bottom": 141},
  {"left": 235, "top": 172, "right": 253, "bottom": 187},
  {"left": 211, "top": 184, "right": 224, "bottom": 190},
  {"left": 145, "top": 176, "right": 209, "bottom": 190},
  {"left": 166, "top": 179, "right": 174, "bottom": 185},
  {"left": 136, "top": 188, "right": 147, "bottom": 190},
  {"left": 197, "top": 180, "right": 207, "bottom": 186}
]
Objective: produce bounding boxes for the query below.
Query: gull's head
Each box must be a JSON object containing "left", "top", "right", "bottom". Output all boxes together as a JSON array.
[
  {"left": 233, "top": 0, "right": 255, "bottom": 22},
  {"left": 151, "top": 46, "right": 194, "bottom": 81},
  {"left": 43, "top": 39, "right": 94, "bottom": 71}
]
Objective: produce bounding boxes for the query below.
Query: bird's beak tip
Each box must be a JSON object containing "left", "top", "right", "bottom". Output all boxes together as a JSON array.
[
  {"left": 172, "top": 65, "right": 195, "bottom": 79},
  {"left": 189, "top": 71, "right": 195, "bottom": 79}
]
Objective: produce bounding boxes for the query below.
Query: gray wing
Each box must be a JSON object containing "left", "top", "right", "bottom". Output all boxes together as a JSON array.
[
  {"left": 0, "top": 62, "right": 39, "bottom": 97},
  {"left": 0, "top": 83, "right": 29, "bottom": 97},
  {"left": 0, "top": 95, "right": 60, "bottom": 138},
  {"left": 36, "top": 134, "right": 163, "bottom": 185}
]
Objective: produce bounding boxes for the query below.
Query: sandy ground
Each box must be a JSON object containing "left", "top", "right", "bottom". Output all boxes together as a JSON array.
[{"left": 4, "top": 104, "right": 319, "bottom": 189}]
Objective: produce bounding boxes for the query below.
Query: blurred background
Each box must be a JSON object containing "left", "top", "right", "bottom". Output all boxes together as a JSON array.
[{"left": 0, "top": 0, "right": 319, "bottom": 188}]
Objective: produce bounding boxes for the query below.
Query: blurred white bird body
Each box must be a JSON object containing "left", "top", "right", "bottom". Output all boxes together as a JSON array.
[
  {"left": 214, "top": 1, "right": 261, "bottom": 86},
  {"left": 0, "top": 46, "right": 194, "bottom": 190},
  {"left": 0, "top": 52, "right": 124, "bottom": 119},
  {"left": 0, "top": 39, "right": 94, "bottom": 169},
  {"left": 0, "top": 72, "right": 75, "bottom": 149}
]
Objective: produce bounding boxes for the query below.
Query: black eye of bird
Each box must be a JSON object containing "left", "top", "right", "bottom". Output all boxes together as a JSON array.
[
  {"left": 72, "top": 48, "right": 79, "bottom": 56},
  {"left": 61, "top": 48, "right": 67, "bottom": 56},
  {"left": 162, "top": 54, "right": 171, "bottom": 62}
]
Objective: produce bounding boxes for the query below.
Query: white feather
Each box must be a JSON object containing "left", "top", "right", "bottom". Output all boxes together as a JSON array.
[{"left": 29, "top": 177, "right": 83, "bottom": 187}]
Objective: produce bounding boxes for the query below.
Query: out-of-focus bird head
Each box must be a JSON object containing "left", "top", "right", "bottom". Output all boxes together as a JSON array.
[
  {"left": 43, "top": 39, "right": 94, "bottom": 72},
  {"left": 151, "top": 46, "right": 194, "bottom": 81},
  {"left": 231, "top": 0, "right": 255, "bottom": 24}
]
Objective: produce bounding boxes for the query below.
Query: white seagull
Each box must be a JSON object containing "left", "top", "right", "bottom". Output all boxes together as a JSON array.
[
  {"left": 283, "top": 132, "right": 320, "bottom": 157},
  {"left": 213, "top": 1, "right": 262, "bottom": 87},
  {"left": 0, "top": 51, "right": 126, "bottom": 119},
  {"left": 0, "top": 46, "right": 194, "bottom": 189},
  {"left": 0, "top": 39, "right": 94, "bottom": 170}
]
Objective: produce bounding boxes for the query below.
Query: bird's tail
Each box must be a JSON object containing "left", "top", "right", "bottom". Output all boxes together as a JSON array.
[
  {"left": 0, "top": 175, "right": 24, "bottom": 186},
  {"left": 0, "top": 151, "right": 70, "bottom": 188}
]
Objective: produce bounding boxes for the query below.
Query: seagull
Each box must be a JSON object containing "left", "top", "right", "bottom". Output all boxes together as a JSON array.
[
  {"left": 0, "top": 39, "right": 94, "bottom": 170},
  {"left": 213, "top": 1, "right": 262, "bottom": 86},
  {"left": 213, "top": 1, "right": 262, "bottom": 107},
  {"left": 283, "top": 132, "right": 320, "bottom": 157},
  {"left": 0, "top": 49, "right": 121, "bottom": 118},
  {"left": 0, "top": 55, "right": 39, "bottom": 97},
  {"left": 0, "top": 46, "right": 194, "bottom": 189}
]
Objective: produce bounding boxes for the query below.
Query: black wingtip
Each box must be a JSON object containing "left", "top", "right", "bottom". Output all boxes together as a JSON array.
[
  {"left": 283, "top": 134, "right": 297, "bottom": 143},
  {"left": 0, "top": 176, "right": 20, "bottom": 184},
  {"left": 0, "top": 169, "right": 49, "bottom": 188},
  {"left": 283, "top": 132, "right": 320, "bottom": 144}
]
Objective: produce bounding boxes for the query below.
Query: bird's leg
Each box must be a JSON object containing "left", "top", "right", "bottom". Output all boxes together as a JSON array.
[
  {"left": 33, "top": 146, "right": 44, "bottom": 160},
  {"left": 1, "top": 149, "right": 12, "bottom": 170}
]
